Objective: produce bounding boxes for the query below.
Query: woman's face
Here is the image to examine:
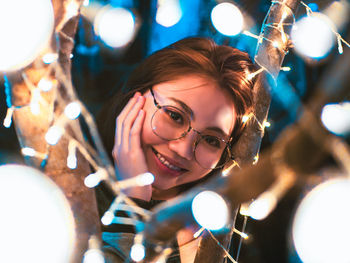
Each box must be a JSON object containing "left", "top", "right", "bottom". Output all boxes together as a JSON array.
[{"left": 140, "top": 74, "right": 236, "bottom": 199}]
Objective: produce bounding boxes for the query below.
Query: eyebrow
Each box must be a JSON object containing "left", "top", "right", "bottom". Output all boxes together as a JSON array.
[
  {"left": 169, "top": 97, "right": 230, "bottom": 140},
  {"left": 169, "top": 97, "right": 194, "bottom": 119}
]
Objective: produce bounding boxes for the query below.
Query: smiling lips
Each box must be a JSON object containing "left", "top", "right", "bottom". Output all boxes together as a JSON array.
[{"left": 152, "top": 148, "right": 188, "bottom": 176}]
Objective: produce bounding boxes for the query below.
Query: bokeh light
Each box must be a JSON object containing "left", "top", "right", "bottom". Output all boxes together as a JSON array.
[
  {"left": 191, "top": 191, "right": 229, "bottom": 230},
  {"left": 94, "top": 6, "right": 136, "bottom": 48},
  {"left": 130, "top": 243, "right": 145, "bottom": 262},
  {"left": 291, "top": 13, "right": 335, "bottom": 59},
  {"left": 211, "top": 2, "right": 243, "bottom": 36},
  {"left": 321, "top": 102, "right": 350, "bottom": 136},
  {"left": 293, "top": 178, "right": 350, "bottom": 263},
  {"left": 0, "top": 0, "right": 54, "bottom": 71},
  {"left": 156, "top": 0, "right": 182, "bottom": 27},
  {"left": 0, "top": 164, "right": 75, "bottom": 263}
]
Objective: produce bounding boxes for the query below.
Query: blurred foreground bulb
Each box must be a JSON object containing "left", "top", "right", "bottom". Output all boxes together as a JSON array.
[
  {"left": 0, "top": 164, "right": 75, "bottom": 263},
  {"left": 0, "top": 0, "right": 54, "bottom": 71},
  {"left": 45, "top": 125, "right": 64, "bottom": 145},
  {"left": 156, "top": 0, "right": 182, "bottom": 27},
  {"left": 293, "top": 178, "right": 350, "bottom": 263},
  {"left": 211, "top": 2, "right": 243, "bottom": 36},
  {"left": 130, "top": 243, "right": 145, "bottom": 262},
  {"left": 321, "top": 102, "right": 350, "bottom": 136},
  {"left": 64, "top": 102, "right": 81, "bottom": 120},
  {"left": 94, "top": 7, "right": 136, "bottom": 48},
  {"left": 291, "top": 13, "right": 335, "bottom": 59},
  {"left": 191, "top": 191, "right": 229, "bottom": 230}
]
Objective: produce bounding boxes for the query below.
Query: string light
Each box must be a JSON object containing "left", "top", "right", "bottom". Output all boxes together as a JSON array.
[
  {"left": 82, "top": 235, "right": 105, "bottom": 263},
  {"left": 3, "top": 107, "right": 14, "bottom": 128},
  {"left": 191, "top": 191, "right": 229, "bottom": 231},
  {"left": 67, "top": 140, "right": 77, "bottom": 169},
  {"left": 193, "top": 227, "right": 205, "bottom": 239},
  {"left": 101, "top": 211, "right": 114, "bottom": 226},
  {"left": 130, "top": 234, "right": 145, "bottom": 262},
  {"left": 113, "top": 172, "right": 154, "bottom": 190},
  {"left": 281, "top": 66, "right": 291, "bottom": 71},
  {"left": 247, "top": 68, "right": 264, "bottom": 80},
  {"left": 42, "top": 53, "right": 58, "bottom": 64},
  {"left": 45, "top": 125, "right": 64, "bottom": 145},
  {"left": 64, "top": 101, "right": 81, "bottom": 120},
  {"left": 21, "top": 147, "right": 48, "bottom": 160},
  {"left": 30, "top": 88, "right": 41, "bottom": 115},
  {"left": 84, "top": 168, "right": 108, "bottom": 188},
  {"left": 38, "top": 78, "right": 56, "bottom": 92}
]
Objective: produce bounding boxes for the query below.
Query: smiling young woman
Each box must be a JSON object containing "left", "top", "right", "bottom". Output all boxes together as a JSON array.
[{"left": 96, "top": 37, "right": 262, "bottom": 262}]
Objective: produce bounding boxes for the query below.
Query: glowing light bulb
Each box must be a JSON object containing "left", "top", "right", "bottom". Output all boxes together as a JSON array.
[
  {"left": 30, "top": 88, "right": 41, "bottom": 115},
  {"left": 211, "top": 2, "right": 243, "bottom": 36},
  {"left": 242, "top": 115, "right": 250, "bottom": 123},
  {"left": 84, "top": 169, "right": 107, "bottom": 188},
  {"left": 130, "top": 243, "right": 145, "bottom": 262},
  {"left": 0, "top": 0, "right": 54, "bottom": 71},
  {"left": 3, "top": 107, "right": 14, "bottom": 128},
  {"left": 83, "top": 249, "right": 104, "bottom": 263},
  {"left": 293, "top": 178, "right": 350, "bottom": 263},
  {"left": 0, "top": 164, "right": 75, "bottom": 263},
  {"left": 42, "top": 53, "right": 58, "bottom": 64},
  {"left": 38, "top": 78, "right": 54, "bottom": 92},
  {"left": 64, "top": 102, "right": 81, "bottom": 120},
  {"left": 101, "top": 211, "right": 114, "bottom": 226},
  {"left": 291, "top": 13, "right": 335, "bottom": 59},
  {"left": 21, "top": 147, "right": 36, "bottom": 157},
  {"left": 94, "top": 7, "right": 136, "bottom": 48},
  {"left": 191, "top": 191, "right": 229, "bottom": 230},
  {"left": 45, "top": 126, "right": 64, "bottom": 145},
  {"left": 67, "top": 155, "right": 77, "bottom": 169},
  {"left": 321, "top": 102, "right": 350, "bottom": 135},
  {"left": 248, "top": 192, "right": 277, "bottom": 220},
  {"left": 156, "top": 0, "right": 182, "bottom": 27},
  {"left": 135, "top": 172, "right": 154, "bottom": 186}
]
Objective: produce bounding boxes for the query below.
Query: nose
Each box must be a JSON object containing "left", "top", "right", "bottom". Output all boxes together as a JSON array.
[{"left": 168, "top": 130, "right": 197, "bottom": 160}]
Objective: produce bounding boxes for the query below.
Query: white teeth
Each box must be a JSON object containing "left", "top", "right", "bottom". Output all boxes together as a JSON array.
[{"left": 156, "top": 153, "right": 182, "bottom": 171}]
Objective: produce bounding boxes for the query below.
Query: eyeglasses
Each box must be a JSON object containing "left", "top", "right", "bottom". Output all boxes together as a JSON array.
[{"left": 150, "top": 88, "right": 233, "bottom": 169}]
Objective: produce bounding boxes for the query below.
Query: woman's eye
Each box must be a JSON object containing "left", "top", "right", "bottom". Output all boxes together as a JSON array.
[
  {"left": 165, "top": 109, "right": 184, "bottom": 123},
  {"left": 203, "top": 136, "right": 221, "bottom": 148}
]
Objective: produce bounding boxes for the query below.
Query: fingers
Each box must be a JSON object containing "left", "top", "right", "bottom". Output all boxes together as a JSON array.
[
  {"left": 129, "top": 109, "right": 145, "bottom": 150},
  {"left": 115, "top": 92, "right": 141, "bottom": 147},
  {"left": 113, "top": 92, "right": 146, "bottom": 161},
  {"left": 120, "top": 95, "right": 145, "bottom": 149}
]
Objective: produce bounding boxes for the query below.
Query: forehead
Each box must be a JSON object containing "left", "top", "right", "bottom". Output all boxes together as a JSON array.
[{"left": 152, "top": 74, "right": 237, "bottom": 136}]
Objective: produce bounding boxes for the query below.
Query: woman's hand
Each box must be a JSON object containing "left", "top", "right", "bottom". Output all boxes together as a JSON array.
[{"left": 112, "top": 92, "right": 152, "bottom": 201}]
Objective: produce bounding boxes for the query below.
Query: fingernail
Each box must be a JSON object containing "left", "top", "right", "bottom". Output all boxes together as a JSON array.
[{"left": 137, "top": 95, "right": 143, "bottom": 102}]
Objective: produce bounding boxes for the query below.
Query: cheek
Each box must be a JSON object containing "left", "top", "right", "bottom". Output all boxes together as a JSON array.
[{"left": 141, "top": 108, "right": 160, "bottom": 145}]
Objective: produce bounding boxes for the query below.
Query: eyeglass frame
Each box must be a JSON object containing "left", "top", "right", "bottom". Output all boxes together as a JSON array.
[{"left": 149, "top": 88, "right": 234, "bottom": 169}]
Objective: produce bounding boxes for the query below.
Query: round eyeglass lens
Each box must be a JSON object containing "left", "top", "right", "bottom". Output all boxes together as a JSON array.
[
  {"left": 151, "top": 106, "right": 190, "bottom": 140},
  {"left": 194, "top": 135, "right": 228, "bottom": 169}
]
